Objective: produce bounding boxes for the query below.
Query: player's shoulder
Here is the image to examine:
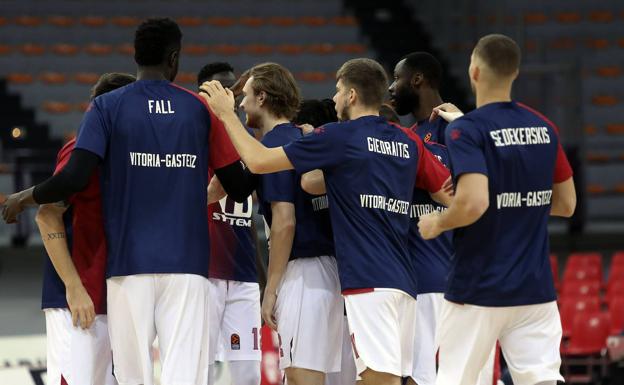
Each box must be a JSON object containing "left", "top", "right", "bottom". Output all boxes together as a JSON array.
[
  {"left": 513, "top": 101, "right": 559, "bottom": 131},
  {"left": 262, "top": 123, "right": 300, "bottom": 147}
]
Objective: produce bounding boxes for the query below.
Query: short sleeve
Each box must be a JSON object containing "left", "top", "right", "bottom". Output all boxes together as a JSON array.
[
  {"left": 260, "top": 170, "right": 297, "bottom": 203},
  {"left": 553, "top": 136, "right": 573, "bottom": 183},
  {"left": 445, "top": 119, "right": 488, "bottom": 179},
  {"left": 74, "top": 101, "right": 109, "bottom": 159},
  {"left": 283, "top": 124, "right": 345, "bottom": 174},
  {"left": 414, "top": 137, "right": 450, "bottom": 193},
  {"left": 209, "top": 111, "right": 241, "bottom": 170}
]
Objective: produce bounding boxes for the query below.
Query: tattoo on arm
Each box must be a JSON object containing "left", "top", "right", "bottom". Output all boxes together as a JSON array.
[{"left": 46, "top": 232, "right": 66, "bottom": 240}]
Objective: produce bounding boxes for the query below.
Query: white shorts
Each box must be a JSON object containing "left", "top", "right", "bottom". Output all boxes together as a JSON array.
[
  {"left": 208, "top": 278, "right": 262, "bottom": 363},
  {"left": 344, "top": 289, "right": 416, "bottom": 378},
  {"left": 436, "top": 300, "right": 564, "bottom": 385},
  {"left": 324, "top": 315, "right": 357, "bottom": 385},
  {"left": 44, "top": 308, "right": 116, "bottom": 385},
  {"left": 275, "top": 256, "right": 343, "bottom": 373},
  {"left": 107, "top": 274, "right": 211, "bottom": 385}
]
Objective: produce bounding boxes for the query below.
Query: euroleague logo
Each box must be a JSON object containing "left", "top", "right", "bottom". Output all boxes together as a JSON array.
[
  {"left": 231, "top": 333, "right": 241, "bottom": 350},
  {"left": 450, "top": 128, "right": 461, "bottom": 141}
]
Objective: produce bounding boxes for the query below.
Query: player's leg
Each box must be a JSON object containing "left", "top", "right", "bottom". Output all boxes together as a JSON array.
[
  {"left": 344, "top": 290, "right": 415, "bottom": 385},
  {"left": 44, "top": 308, "right": 71, "bottom": 385},
  {"left": 208, "top": 279, "right": 227, "bottom": 385},
  {"left": 277, "top": 256, "right": 343, "bottom": 385},
  {"left": 408, "top": 292, "right": 444, "bottom": 385},
  {"left": 107, "top": 275, "right": 157, "bottom": 385},
  {"left": 498, "top": 302, "right": 563, "bottom": 385},
  {"left": 153, "top": 274, "right": 211, "bottom": 385},
  {"left": 435, "top": 301, "right": 501, "bottom": 385},
  {"left": 220, "top": 280, "right": 262, "bottom": 385},
  {"left": 91, "top": 315, "right": 117, "bottom": 385}
]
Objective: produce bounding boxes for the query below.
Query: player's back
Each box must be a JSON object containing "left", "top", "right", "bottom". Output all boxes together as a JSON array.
[
  {"left": 445, "top": 101, "right": 565, "bottom": 306},
  {"left": 78, "top": 80, "right": 214, "bottom": 278}
]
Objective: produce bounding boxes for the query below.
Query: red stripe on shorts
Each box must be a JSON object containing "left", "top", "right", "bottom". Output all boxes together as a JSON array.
[{"left": 342, "top": 288, "right": 374, "bottom": 295}]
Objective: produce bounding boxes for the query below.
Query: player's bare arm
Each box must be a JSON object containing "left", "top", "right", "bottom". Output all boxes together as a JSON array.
[
  {"left": 550, "top": 177, "right": 576, "bottom": 217},
  {"left": 262, "top": 202, "right": 296, "bottom": 330},
  {"left": 2, "top": 186, "right": 36, "bottom": 223},
  {"left": 200, "top": 80, "right": 294, "bottom": 174},
  {"left": 300, "top": 170, "right": 327, "bottom": 195},
  {"left": 35, "top": 203, "right": 95, "bottom": 329},
  {"left": 419, "top": 173, "right": 488, "bottom": 239},
  {"left": 429, "top": 102, "right": 464, "bottom": 123}
]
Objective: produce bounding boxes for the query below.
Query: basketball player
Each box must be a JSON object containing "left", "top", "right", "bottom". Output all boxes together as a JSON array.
[
  {"left": 200, "top": 58, "right": 451, "bottom": 385},
  {"left": 418, "top": 34, "right": 576, "bottom": 385},
  {"left": 35, "top": 72, "right": 134, "bottom": 385},
  {"left": 2, "top": 18, "right": 254, "bottom": 385},
  {"left": 240, "top": 63, "right": 341, "bottom": 385},
  {"left": 389, "top": 52, "right": 448, "bottom": 144},
  {"left": 198, "top": 64, "right": 262, "bottom": 385}
]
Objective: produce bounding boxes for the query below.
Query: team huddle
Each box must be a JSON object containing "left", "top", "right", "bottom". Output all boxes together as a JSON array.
[{"left": 0, "top": 17, "right": 577, "bottom": 385}]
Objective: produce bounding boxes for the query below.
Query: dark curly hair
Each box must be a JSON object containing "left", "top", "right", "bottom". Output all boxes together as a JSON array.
[{"left": 134, "top": 18, "right": 182, "bottom": 66}]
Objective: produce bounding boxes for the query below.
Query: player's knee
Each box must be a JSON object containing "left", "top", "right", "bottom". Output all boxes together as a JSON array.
[{"left": 229, "top": 360, "right": 261, "bottom": 385}]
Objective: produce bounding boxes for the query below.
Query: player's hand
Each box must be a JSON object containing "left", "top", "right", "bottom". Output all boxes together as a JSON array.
[
  {"left": 66, "top": 283, "right": 96, "bottom": 329},
  {"left": 298, "top": 123, "right": 315, "bottom": 135},
  {"left": 261, "top": 290, "right": 278, "bottom": 331},
  {"left": 2, "top": 191, "right": 27, "bottom": 224},
  {"left": 199, "top": 80, "right": 236, "bottom": 119},
  {"left": 207, "top": 175, "right": 227, "bottom": 205},
  {"left": 418, "top": 211, "right": 443, "bottom": 240},
  {"left": 430, "top": 103, "right": 464, "bottom": 123}
]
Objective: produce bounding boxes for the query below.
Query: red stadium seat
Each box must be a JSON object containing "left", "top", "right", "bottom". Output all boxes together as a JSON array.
[
  {"left": 277, "top": 44, "right": 305, "bottom": 55},
  {"left": 587, "top": 184, "right": 607, "bottom": 195},
  {"left": 48, "top": 16, "right": 75, "bottom": 27},
  {"left": 608, "top": 297, "right": 624, "bottom": 334},
  {"left": 80, "top": 16, "right": 107, "bottom": 27},
  {"left": 269, "top": 17, "right": 297, "bottom": 27},
  {"left": 592, "top": 95, "right": 618, "bottom": 107},
  {"left": 211, "top": 44, "right": 241, "bottom": 55},
  {"left": 296, "top": 72, "right": 330, "bottom": 83},
  {"left": 562, "top": 280, "right": 601, "bottom": 298},
  {"left": 182, "top": 44, "right": 210, "bottom": 56},
  {"left": 307, "top": 43, "right": 336, "bottom": 55},
  {"left": 562, "top": 312, "right": 611, "bottom": 383},
  {"left": 550, "top": 37, "right": 576, "bottom": 50},
  {"left": 559, "top": 297, "right": 601, "bottom": 338},
  {"left": 175, "top": 72, "right": 196, "bottom": 85},
  {"left": 606, "top": 124, "right": 624, "bottom": 134},
  {"left": 586, "top": 152, "right": 610, "bottom": 163},
  {"left": 524, "top": 12, "right": 548, "bottom": 24},
  {"left": 74, "top": 72, "right": 100, "bottom": 85},
  {"left": 111, "top": 16, "right": 140, "bottom": 27},
  {"left": 596, "top": 66, "right": 622, "bottom": 78},
  {"left": 117, "top": 43, "right": 134, "bottom": 56},
  {"left": 607, "top": 281, "right": 624, "bottom": 305},
  {"left": 331, "top": 16, "right": 357, "bottom": 26},
  {"left": 244, "top": 44, "right": 274, "bottom": 55},
  {"left": 567, "top": 253, "right": 603, "bottom": 272},
  {"left": 556, "top": 12, "right": 582, "bottom": 24},
  {"left": 585, "top": 38, "right": 609, "bottom": 50},
  {"left": 584, "top": 125, "right": 598, "bottom": 135},
  {"left": 7, "top": 73, "right": 34, "bottom": 85},
  {"left": 51, "top": 43, "right": 80, "bottom": 56},
  {"left": 43, "top": 101, "right": 73, "bottom": 114},
  {"left": 240, "top": 17, "right": 265, "bottom": 27},
  {"left": 0, "top": 44, "right": 12, "bottom": 55},
  {"left": 40, "top": 72, "right": 68, "bottom": 85},
  {"left": 300, "top": 16, "right": 327, "bottom": 27},
  {"left": 176, "top": 16, "right": 203, "bottom": 27},
  {"left": 0, "top": 16, "right": 8, "bottom": 26},
  {"left": 206, "top": 17, "right": 236, "bottom": 27},
  {"left": 337, "top": 43, "right": 367, "bottom": 54},
  {"left": 613, "top": 251, "right": 624, "bottom": 266},
  {"left": 20, "top": 43, "right": 46, "bottom": 56},
  {"left": 84, "top": 43, "right": 113, "bottom": 56},
  {"left": 563, "top": 264, "right": 602, "bottom": 283},
  {"left": 76, "top": 101, "right": 91, "bottom": 112},
  {"left": 15, "top": 15, "right": 43, "bottom": 27},
  {"left": 589, "top": 10, "right": 615, "bottom": 23}
]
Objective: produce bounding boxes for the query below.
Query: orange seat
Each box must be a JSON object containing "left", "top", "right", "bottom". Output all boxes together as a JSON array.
[
  {"left": 117, "top": 43, "right": 134, "bottom": 56},
  {"left": 211, "top": 44, "right": 241, "bottom": 55},
  {"left": 297, "top": 72, "right": 330, "bottom": 82},
  {"left": 618, "top": 38, "right": 624, "bottom": 49},
  {"left": 176, "top": 16, "right": 203, "bottom": 27},
  {"left": 589, "top": 10, "right": 614, "bottom": 23},
  {"left": 524, "top": 12, "right": 548, "bottom": 24},
  {"left": 300, "top": 16, "right": 327, "bottom": 27},
  {"left": 20, "top": 43, "right": 45, "bottom": 55},
  {"left": 269, "top": 16, "right": 296, "bottom": 27},
  {"left": 586, "top": 38, "right": 609, "bottom": 50},
  {"left": 584, "top": 125, "right": 598, "bottom": 135},
  {"left": 331, "top": 16, "right": 357, "bottom": 26},
  {"left": 76, "top": 101, "right": 91, "bottom": 112},
  {"left": 337, "top": 44, "right": 367, "bottom": 54},
  {"left": 614, "top": 184, "right": 624, "bottom": 194},
  {"left": 84, "top": 43, "right": 113, "bottom": 55},
  {"left": 74, "top": 72, "right": 100, "bottom": 85},
  {"left": 277, "top": 44, "right": 305, "bottom": 55},
  {"left": 587, "top": 184, "right": 607, "bottom": 194},
  {"left": 48, "top": 16, "right": 75, "bottom": 27},
  {"left": 51, "top": 43, "right": 80, "bottom": 56},
  {"left": 240, "top": 17, "right": 265, "bottom": 27},
  {"left": 606, "top": 123, "right": 624, "bottom": 134},
  {"left": 7, "top": 73, "right": 34, "bottom": 84},
  {"left": 592, "top": 95, "right": 618, "bottom": 106},
  {"left": 111, "top": 16, "right": 140, "bottom": 27},
  {"left": 14, "top": 15, "right": 43, "bottom": 27},
  {"left": 206, "top": 17, "right": 236, "bottom": 27},
  {"left": 0, "top": 44, "right": 12, "bottom": 55},
  {"left": 43, "top": 101, "right": 73, "bottom": 114},
  {"left": 80, "top": 16, "right": 107, "bottom": 27},
  {"left": 175, "top": 72, "right": 197, "bottom": 85},
  {"left": 40, "top": 72, "right": 68, "bottom": 85},
  {"left": 524, "top": 40, "right": 538, "bottom": 53},
  {"left": 556, "top": 12, "right": 581, "bottom": 24},
  {"left": 244, "top": 44, "right": 273, "bottom": 55},
  {"left": 307, "top": 43, "right": 336, "bottom": 55},
  {"left": 0, "top": 16, "right": 8, "bottom": 26},
  {"left": 586, "top": 152, "right": 610, "bottom": 162},
  {"left": 550, "top": 37, "right": 576, "bottom": 50},
  {"left": 182, "top": 44, "right": 210, "bottom": 56},
  {"left": 596, "top": 66, "right": 622, "bottom": 77}
]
